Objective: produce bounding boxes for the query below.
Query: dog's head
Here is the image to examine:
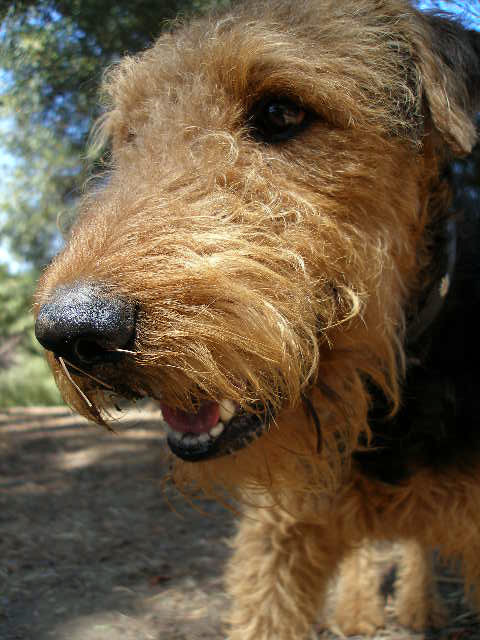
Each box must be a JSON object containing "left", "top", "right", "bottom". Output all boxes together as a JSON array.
[{"left": 34, "top": 0, "right": 480, "bottom": 491}]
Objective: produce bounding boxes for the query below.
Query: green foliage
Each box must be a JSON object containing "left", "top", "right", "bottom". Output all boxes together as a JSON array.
[
  {"left": 0, "top": 349, "right": 63, "bottom": 406},
  {"left": 0, "top": 266, "right": 36, "bottom": 340},
  {"left": 0, "top": 267, "right": 63, "bottom": 406}
]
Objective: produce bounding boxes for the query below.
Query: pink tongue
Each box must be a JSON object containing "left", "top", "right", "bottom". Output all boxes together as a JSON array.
[{"left": 160, "top": 402, "right": 220, "bottom": 434}]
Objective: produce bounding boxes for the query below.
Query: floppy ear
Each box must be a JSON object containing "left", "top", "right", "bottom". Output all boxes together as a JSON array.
[{"left": 418, "top": 15, "right": 480, "bottom": 155}]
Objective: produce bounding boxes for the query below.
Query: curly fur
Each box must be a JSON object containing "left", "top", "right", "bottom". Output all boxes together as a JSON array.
[{"left": 34, "top": 0, "right": 480, "bottom": 637}]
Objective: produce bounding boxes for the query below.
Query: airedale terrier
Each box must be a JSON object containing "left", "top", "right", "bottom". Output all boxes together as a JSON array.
[{"left": 34, "top": 0, "right": 480, "bottom": 637}]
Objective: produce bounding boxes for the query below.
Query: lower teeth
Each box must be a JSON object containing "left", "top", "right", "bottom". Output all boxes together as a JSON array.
[{"left": 165, "top": 421, "right": 225, "bottom": 445}]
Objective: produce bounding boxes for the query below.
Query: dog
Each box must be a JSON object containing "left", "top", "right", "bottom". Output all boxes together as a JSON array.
[{"left": 34, "top": 1, "right": 480, "bottom": 636}]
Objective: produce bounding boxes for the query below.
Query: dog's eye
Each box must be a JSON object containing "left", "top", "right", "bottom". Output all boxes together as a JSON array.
[{"left": 250, "top": 98, "right": 310, "bottom": 143}]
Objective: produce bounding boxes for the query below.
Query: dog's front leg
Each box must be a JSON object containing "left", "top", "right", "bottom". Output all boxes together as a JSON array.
[
  {"left": 332, "top": 541, "right": 385, "bottom": 635},
  {"left": 225, "top": 504, "right": 343, "bottom": 640}
]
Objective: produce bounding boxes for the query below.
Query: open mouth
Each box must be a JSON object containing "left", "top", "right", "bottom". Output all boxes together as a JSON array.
[
  {"left": 159, "top": 399, "right": 267, "bottom": 461},
  {"left": 48, "top": 355, "right": 268, "bottom": 462}
]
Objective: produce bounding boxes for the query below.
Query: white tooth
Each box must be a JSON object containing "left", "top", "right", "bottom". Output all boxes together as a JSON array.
[
  {"left": 219, "top": 399, "right": 236, "bottom": 424},
  {"left": 198, "top": 433, "right": 209, "bottom": 443},
  {"left": 209, "top": 422, "right": 224, "bottom": 438}
]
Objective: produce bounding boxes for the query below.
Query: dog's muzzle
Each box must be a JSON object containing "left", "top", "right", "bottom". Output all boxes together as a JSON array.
[{"left": 35, "top": 281, "right": 267, "bottom": 461}]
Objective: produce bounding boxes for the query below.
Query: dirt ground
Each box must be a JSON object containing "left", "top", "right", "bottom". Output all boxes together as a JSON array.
[{"left": 1, "top": 407, "right": 479, "bottom": 640}]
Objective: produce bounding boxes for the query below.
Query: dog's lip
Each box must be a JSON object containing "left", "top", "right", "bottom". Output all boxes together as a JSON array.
[{"left": 159, "top": 399, "right": 267, "bottom": 462}]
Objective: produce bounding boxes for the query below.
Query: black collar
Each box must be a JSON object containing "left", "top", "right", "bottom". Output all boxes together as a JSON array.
[{"left": 407, "top": 218, "right": 457, "bottom": 345}]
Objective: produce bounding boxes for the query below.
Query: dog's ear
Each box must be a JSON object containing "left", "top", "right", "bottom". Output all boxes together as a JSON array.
[{"left": 418, "top": 15, "right": 480, "bottom": 155}]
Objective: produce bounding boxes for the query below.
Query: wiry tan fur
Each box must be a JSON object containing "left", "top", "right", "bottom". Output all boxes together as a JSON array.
[{"left": 34, "top": 0, "right": 480, "bottom": 637}]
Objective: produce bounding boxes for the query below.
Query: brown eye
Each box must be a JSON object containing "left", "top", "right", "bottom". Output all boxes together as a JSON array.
[
  {"left": 250, "top": 97, "right": 311, "bottom": 143},
  {"left": 267, "top": 102, "right": 305, "bottom": 128}
]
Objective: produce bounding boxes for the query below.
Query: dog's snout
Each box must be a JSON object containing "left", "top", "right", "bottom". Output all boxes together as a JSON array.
[{"left": 35, "top": 282, "right": 136, "bottom": 367}]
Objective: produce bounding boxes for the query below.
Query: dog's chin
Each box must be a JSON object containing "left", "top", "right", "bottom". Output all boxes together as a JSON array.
[{"left": 160, "top": 401, "right": 267, "bottom": 462}]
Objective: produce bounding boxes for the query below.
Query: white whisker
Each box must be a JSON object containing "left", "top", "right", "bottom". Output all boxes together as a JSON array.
[
  {"left": 59, "top": 357, "right": 93, "bottom": 408},
  {"left": 61, "top": 358, "right": 114, "bottom": 390}
]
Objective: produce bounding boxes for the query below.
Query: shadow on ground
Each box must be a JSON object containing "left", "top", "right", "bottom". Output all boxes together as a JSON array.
[
  {"left": 1, "top": 407, "right": 478, "bottom": 640},
  {"left": 0, "top": 407, "right": 232, "bottom": 640}
]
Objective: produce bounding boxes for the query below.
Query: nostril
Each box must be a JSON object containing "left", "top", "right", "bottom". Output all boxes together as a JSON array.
[
  {"left": 73, "top": 337, "right": 110, "bottom": 366},
  {"left": 35, "top": 282, "right": 136, "bottom": 367}
]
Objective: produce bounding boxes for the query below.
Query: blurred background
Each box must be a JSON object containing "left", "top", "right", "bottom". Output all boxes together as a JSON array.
[{"left": 0, "top": 0, "right": 479, "bottom": 409}]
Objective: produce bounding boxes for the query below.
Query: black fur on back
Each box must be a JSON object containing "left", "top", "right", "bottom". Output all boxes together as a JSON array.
[{"left": 355, "top": 136, "right": 480, "bottom": 484}]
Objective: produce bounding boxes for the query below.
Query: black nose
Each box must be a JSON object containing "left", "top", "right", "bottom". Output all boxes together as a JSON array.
[{"left": 35, "top": 282, "right": 136, "bottom": 367}]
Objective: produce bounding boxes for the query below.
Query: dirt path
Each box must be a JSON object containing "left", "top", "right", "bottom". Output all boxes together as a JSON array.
[{"left": 1, "top": 408, "right": 478, "bottom": 639}]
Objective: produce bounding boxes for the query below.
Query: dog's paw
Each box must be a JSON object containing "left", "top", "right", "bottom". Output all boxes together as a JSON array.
[{"left": 330, "top": 596, "right": 385, "bottom": 636}]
